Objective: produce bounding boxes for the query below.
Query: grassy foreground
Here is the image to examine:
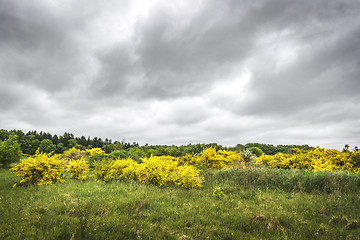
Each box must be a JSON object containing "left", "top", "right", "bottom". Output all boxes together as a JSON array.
[{"left": 1, "top": 167, "right": 360, "bottom": 240}]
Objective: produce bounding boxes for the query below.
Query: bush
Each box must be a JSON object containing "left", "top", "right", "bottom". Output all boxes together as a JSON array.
[
  {"left": 93, "top": 160, "right": 113, "bottom": 181},
  {"left": 135, "top": 156, "right": 179, "bottom": 186},
  {"left": 248, "top": 147, "right": 263, "bottom": 157},
  {"left": 257, "top": 147, "right": 360, "bottom": 173},
  {"left": 172, "top": 165, "right": 204, "bottom": 188},
  {"left": 109, "top": 158, "right": 138, "bottom": 180},
  {"left": 135, "top": 156, "right": 204, "bottom": 188},
  {"left": 86, "top": 147, "right": 105, "bottom": 156},
  {"left": 66, "top": 157, "right": 89, "bottom": 180},
  {"left": 11, "top": 151, "right": 66, "bottom": 186},
  {"left": 63, "top": 147, "right": 84, "bottom": 156},
  {"left": 196, "top": 147, "right": 243, "bottom": 169}
]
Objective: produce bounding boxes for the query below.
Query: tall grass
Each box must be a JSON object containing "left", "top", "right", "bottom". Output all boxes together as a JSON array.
[
  {"left": 205, "top": 166, "right": 360, "bottom": 193},
  {"left": 1, "top": 167, "right": 359, "bottom": 239}
]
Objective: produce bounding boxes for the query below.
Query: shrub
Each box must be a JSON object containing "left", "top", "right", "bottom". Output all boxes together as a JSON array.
[
  {"left": 196, "top": 147, "right": 243, "bottom": 169},
  {"left": 257, "top": 147, "right": 360, "bottom": 173},
  {"left": 135, "top": 156, "right": 204, "bottom": 188},
  {"left": 248, "top": 147, "right": 263, "bottom": 157},
  {"left": 172, "top": 165, "right": 204, "bottom": 188},
  {"left": 93, "top": 160, "right": 113, "bottom": 180},
  {"left": 66, "top": 157, "right": 89, "bottom": 180},
  {"left": 136, "top": 156, "right": 179, "bottom": 186},
  {"left": 86, "top": 147, "right": 105, "bottom": 156},
  {"left": 240, "top": 149, "right": 255, "bottom": 163},
  {"left": 110, "top": 158, "right": 138, "bottom": 180},
  {"left": 63, "top": 147, "right": 84, "bottom": 156},
  {"left": 11, "top": 151, "right": 66, "bottom": 186},
  {"left": 63, "top": 150, "right": 85, "bottom": 161}
]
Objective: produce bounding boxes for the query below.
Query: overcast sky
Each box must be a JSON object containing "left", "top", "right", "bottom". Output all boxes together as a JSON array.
[{"left": 1, "top": 0, "right": 359, "bottom": 150}]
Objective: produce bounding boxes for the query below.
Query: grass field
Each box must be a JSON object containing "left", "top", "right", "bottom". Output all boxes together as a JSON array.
[{"left": 1, "top": 166, "right": 360, "bottom": 240}]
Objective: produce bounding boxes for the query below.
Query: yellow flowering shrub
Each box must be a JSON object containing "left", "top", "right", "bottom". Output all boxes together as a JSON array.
[
  {"left": 63, "top": 147, "right": 84, "bottom": 156},
  {"left": 172, "top": 165, "right": 204, "bottom": 188},
  {"left": 86, "top": 147, "right": 105, "bottom": 156},
  {"left": 93, "top": 160, "right": 113, "bottom": 180},
  {"left": 66, "top": 157, "right": 89, "bottom": 180},
  {"left": 195, "top": 147, "right": 243, "bottom": 169},
  {"left": 135, "top": 156, "right": 204, "bottom": 188},
  {"left": 136, "top": 156, "right": 179, "bottom": 186},
  {"left": 11, "top": 151, "right": 66, "bottom": 186},
  {"left": 180, "top": 153, "right": 198, "bottom": 165},
  {"left": 110, "top": 157, "right": 138, "bottom": 180},
  {"left": 257, "top": 147, "right": 360, "bottom": 173}
]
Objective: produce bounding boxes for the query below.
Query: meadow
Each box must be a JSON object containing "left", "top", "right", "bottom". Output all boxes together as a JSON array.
[{"left": 1, "top": 162, "right": 360, "bottom": 240}]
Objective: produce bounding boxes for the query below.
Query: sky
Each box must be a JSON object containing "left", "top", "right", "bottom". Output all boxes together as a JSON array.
[{"left": 1, "top": 0, "right": 359, "bottom": 150}]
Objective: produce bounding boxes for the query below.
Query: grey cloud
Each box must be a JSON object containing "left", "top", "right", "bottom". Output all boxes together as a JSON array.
[
  {"left": 1, "top": 0, "right": 359, "bottom": 149},
  {"left": 224, "top": 1, "right": 360, "bottom": 116},
  {"left": 91, "top": 0, "right": 260, "bottom": 100},
  {"left": 0, "top": 0, "right": 87, "bottom": 92}
]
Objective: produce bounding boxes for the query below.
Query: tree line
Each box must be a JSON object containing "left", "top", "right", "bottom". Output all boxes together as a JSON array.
[
  {"left": 0, "top": 129, "right": 140, "bottom": 156},
  {"left": 0, "top": 128, "right": 313, "bottom": 167}
]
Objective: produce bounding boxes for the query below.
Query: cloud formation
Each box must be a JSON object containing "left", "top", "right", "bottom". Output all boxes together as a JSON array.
[{"left": 1, "top": 0, "right": 359, "bottom": 149}]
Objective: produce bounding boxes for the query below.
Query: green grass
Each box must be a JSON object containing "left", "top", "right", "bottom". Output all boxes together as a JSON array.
[{"left": 1, "top": 167, "right": 360, "bottom": 240}]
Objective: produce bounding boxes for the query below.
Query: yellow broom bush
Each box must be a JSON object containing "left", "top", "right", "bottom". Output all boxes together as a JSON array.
[
  {"left": 66, "top": 157, "right": 89, "bottom": 180},
  {"left": 11, "top": 151, "right": 66, "bottom": 186},
  {"left": 195, "top": 147, "right": 243, "bottom": 169},
  {"left": 135, "top": 156, "right": 204, "bottom": 188},
  {"left": 257, "top": 147, "right": 360, "bottom": 173},
  {"left": 110, "top": 157, "right": 138, "bottom": 180},
  {"left": 86, "top": 147, "right": 105, "bottom": 156}
]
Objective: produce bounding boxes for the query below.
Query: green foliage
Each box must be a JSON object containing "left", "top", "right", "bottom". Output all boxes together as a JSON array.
[
  {"left": 212, "top": 186, "right": 224, "bottom": 199},
  {"left": 55, "top": 143, "right": 66, "bottom": 154},
  {"left": 248, "top": 147, "right": 263, "bottom": 157},
  {"left": 240, "top": 149, "right": 255, "bottom": 163},
  {"left": 0, "top": 134, "right": 22, "bottom": 167},
  {"left": 39, "top": 139, "right": 56, "bottom": 153},
  {"left": 0, "top": 129, "right": 9, "bottom": 141},
  {"left": 10, "top": 151, "right": 66, "bottom": 186},
  {"left": 245, "top": 143, "right": 312, "bottom": 155}
]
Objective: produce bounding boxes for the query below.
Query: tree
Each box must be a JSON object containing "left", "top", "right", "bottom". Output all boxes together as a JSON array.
[
  {"left": 0, "top": 129, "right": 9, "bottom": 141},
  {"left": 248, "top": 147, "right": 264, "bottom": 157},
  {"left": 68, "top": 139, "right": 77, "bottom": 148},
  {"left": 55, "top": 143, "right": 67, "bottom": 154},
  {"left": 39, "top": 139, "right": 56, "bottom": 153},
  {"left": 21, "top": 135, "right": 40, "bottom": 155},
  {"left": 0, "top": 134, "right": 22, "bottom": 167}
]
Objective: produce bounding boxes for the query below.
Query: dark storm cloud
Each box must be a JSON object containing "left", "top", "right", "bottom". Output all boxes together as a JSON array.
[{"left": 0, "top": 0, "right": 87, "bottom": 92}]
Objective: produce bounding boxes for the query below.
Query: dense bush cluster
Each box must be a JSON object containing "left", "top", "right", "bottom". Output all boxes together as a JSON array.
[
  {"left": 93, "top": 156, "right": 204, "bottom": 188},
  {"left": 257, "top": 147, "right": 360, "bottom": 173},
  {"left": 7, "top": 138, "right": 360, "bottom": 188}
]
